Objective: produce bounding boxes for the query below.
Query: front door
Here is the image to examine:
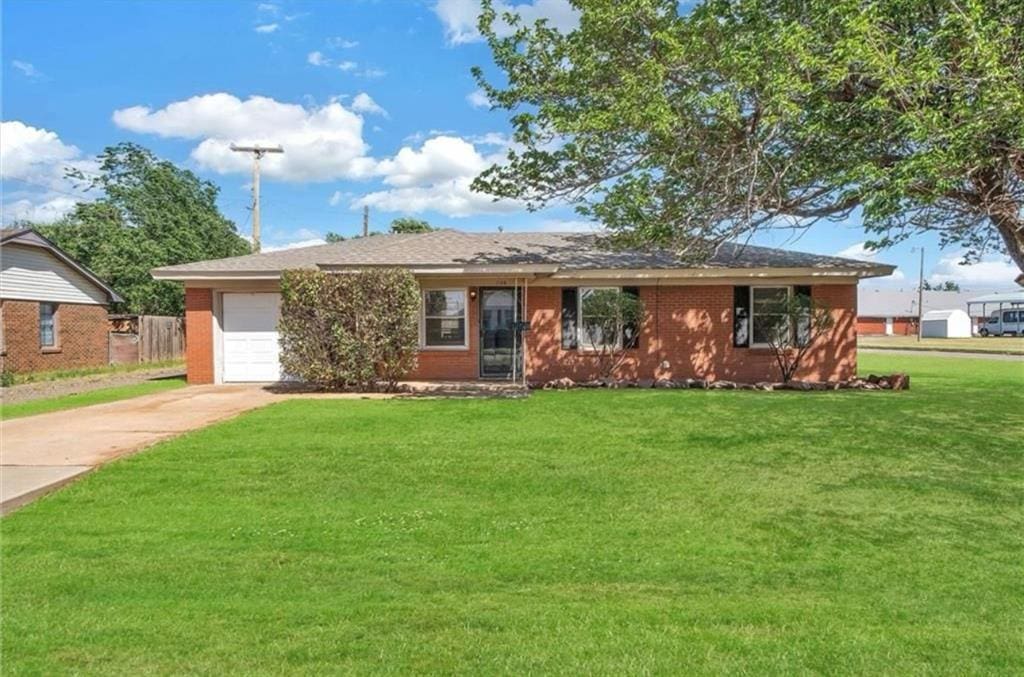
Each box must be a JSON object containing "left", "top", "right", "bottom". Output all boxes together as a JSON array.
[{"left": 479, "top": 288, "right": 521, "bottom": 378}]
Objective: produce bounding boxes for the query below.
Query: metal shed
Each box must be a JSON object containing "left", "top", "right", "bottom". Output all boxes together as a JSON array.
[{"left": 921, "top": 309, "right": 973, "bottom": 338}]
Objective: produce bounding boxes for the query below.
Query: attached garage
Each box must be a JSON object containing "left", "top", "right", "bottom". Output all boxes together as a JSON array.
[{"left": 221, "top": 292, "right": 282, "bottom": 382}]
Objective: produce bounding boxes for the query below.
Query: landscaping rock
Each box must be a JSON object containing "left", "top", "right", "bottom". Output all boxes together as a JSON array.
[
  {"left": 543, "top": 377, "right": 576, "bottom": 390},
  {"left": 654, "top": 378, "right": 675, "bottom": 389},
  {"left": 891, "top": 373, "right": 910, "bottom": 390},
  {"left": 638, "top": 378, "right": 655, "bottom": 389}
]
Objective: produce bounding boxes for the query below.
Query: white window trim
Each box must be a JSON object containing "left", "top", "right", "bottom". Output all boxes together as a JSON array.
[
  {"left": 420, "top": 288, "right": 469, "bottom": 351},
  {"left": 750, "top": 285, "right": 793, "bottom": 348},
  {"left": 577, "top": 286, "right": 624, "bottom": 353}
]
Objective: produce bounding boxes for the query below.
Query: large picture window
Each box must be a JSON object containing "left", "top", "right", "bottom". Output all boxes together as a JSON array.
[
  {"left": 422, "top": 289, "right": 467, "bottom": 348},
  {"left": 39, "top": 302, "right": 58, "bottom": 348}
]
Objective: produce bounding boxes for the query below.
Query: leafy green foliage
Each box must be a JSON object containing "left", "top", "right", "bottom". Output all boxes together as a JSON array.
[
  {"left": 473, "top": 0, "right": 1024, "bottom": 278},
  {"left": 923, "top": 280, "right": 961, "bottom": 291},
  {"left": 30, "top": 143, "right": 250, "bottom": 315},
  {"left": 324, "top": 231, "right": 346, "bottom": 243},
  {"left": 389, "top": 218, "right": 436, "bottom": 234},
  {"left": 278, "top": 269, "right": 420, "bottom": 390}
]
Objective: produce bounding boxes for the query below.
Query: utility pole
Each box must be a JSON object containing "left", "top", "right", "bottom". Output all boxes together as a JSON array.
[
  {"left": 230, "top": 144, "right": 283, "bottom": 253},
  {"left": 362, "top": 205, "right": 369, "bottom": 237},
  {"left": 912, "top": 246, "right": 925, "bottom": 342}
]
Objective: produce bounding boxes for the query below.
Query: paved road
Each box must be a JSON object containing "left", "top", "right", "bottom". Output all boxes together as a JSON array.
[
  {"left": 860, "top": 348, "right": 1024, "bottom": 362},
  {"left": 0, "top": 384, "right": 284, "bottom": 515}
]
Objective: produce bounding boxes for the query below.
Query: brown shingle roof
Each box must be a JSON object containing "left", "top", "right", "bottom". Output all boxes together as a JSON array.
[{"left": 152, "top": 229, "right": 894, "bottom": 277}]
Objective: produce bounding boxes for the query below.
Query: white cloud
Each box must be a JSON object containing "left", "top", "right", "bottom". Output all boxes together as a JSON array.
[
  {"left": 358, "top": 67, "right": 386, "bottom": 79},
  {"left": 327, "top": 37, "right": 359, "bottom": 49},
  {"left": 112, "top": 93, "right": 378, "bottom": 182},
  {"left": 928, "top": 251, "right": 1020, "bottom": 287},
  {"left": 466, "top": 88, "right": 490, "bottom": 109},
  {"left": 351, "top": 93, "right": 387, "bottom": 117},
  {"left": 12, "top": 60, "right": 44, "bottom": 79},
  {"left": 0, "top": 121, "right": 81, "bottom": 183},
  {"left": 3, "top": 196, "right": 78, "bottom": 223},
  {"left": 375, "top": 136, "right": 488, "bottom": 188},
  {"left": 254, "top": 23, "right": 279, "bottom": 33},
  {"left": 337, "top": 60, "right": 358, "bottom": 72},
  {"left": 434, "top": 0, "right": 578, "bottom": 45},
  {"left": 354, "top": 178, "right": 520, "bottom": 217},
  {"left": 262, "top": 237, "right": 326, "bottom": 252},
  {"left": 835, "top": 241, "right": 880, "bottom": 262},
  {"left": 307, "top": 51, "right": 328, "bottom": 66},
  {"left": 328, "top": 190, "right": 344, "bottom": 206},
  {"left": 257, "top": 3, "right": 279, "bottom": 13},
  {"left": 538, "top": 218, "right": 601, "bottom": 233},
  {"left": 353, "top": 135, "right": 519, "bottom": 217}
]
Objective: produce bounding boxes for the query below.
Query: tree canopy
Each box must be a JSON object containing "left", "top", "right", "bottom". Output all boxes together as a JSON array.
[
  {"left": 472, "top": 0, "right": 1024, "bottom": 281},
  {"left": 389, "top": 218, "right": 436, "bottom": 234},
  {"left": 30, "top": 143, "right": 250, "bottom": 315}
]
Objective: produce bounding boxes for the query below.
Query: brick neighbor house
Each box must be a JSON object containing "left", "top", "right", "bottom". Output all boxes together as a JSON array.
[
  {"left": 151, "top": 230, "right": 894, "bottom": 385},
  {"left": 1, "top": 228, "right": 122, "bottom": 374}
]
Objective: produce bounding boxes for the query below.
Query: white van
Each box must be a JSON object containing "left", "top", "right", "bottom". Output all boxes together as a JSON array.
[{"left": 979, "top": 308, "right": 1024, "bottom": 336}]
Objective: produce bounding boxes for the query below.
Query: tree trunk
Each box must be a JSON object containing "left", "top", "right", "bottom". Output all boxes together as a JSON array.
[{"left": 990, "top": 208, "right": 1024, "bottom": 287}]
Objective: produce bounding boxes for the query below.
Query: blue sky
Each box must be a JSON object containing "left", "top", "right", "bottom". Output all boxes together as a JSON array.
[{"left": 2, "top": 0, "right": 1018, "bottom": 289}]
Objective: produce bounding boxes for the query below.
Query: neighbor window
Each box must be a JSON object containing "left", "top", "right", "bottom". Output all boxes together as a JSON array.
[
  {"left": 422, "top": 289, "right": 467, "bottom": 348},
  {"left": 39, "top": 302, "right": 58, "bottom": 348},
  {"left": 578, "top": 287, "right": 621, "bottom": 351}
]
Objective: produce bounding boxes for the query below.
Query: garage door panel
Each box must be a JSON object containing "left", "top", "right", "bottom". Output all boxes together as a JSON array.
[{"left": 222, "top": 293, "right": 282, "bottom": 382}]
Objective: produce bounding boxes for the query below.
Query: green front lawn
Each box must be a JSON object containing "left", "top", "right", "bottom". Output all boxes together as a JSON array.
[
  {"left": 2, "top": 354, "right": 1022, "bottom": 674},
  {"left": 0, "top": 377, "right": 187, "bottom": 420}
]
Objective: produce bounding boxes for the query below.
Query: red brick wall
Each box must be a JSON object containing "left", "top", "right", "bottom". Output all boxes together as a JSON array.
[
  {"left": 857, "top": 317, "right": 887, "bottom": 335},
  {"left": 184, "top": 287, "right": 214, "bottom": 384},
  {"left": 0, "top": 300, "right": 109, "bottom": 373},
  {"left": 524, "top": 284, "right": 858, "bottom": 384},
  {"left": 407, "top": 286, "right": 481, "bottom": 380}
]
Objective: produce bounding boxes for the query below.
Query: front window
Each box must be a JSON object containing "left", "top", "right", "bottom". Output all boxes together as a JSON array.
[
  {"left": 422, "top": 289, "right": 466, "bottom": 348},
  {"left": 579, "top": 287, "right": 621, "bottom": 350},
  {"left": 39, "top": 302, "right": 57, "bottom": 347},
  {"left": 751, "top": 287, "right": 790, "bottom": 345}
]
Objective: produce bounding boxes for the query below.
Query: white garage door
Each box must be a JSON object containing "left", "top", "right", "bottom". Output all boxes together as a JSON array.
[{"left": 222, "top": 293, "right": 282, "bottom": 382}]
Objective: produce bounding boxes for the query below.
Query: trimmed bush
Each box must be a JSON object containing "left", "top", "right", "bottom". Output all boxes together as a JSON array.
[{"left": 279, "top": 268, "right": 420, "bottom": 391}]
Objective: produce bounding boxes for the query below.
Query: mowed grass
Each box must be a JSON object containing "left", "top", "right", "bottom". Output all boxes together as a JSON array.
[
  {"left": 2, "top": 354, "right": 1022, "bottom": 674},
  {"left": 0, "top": 377, "right": 186, "bottom": 420}
]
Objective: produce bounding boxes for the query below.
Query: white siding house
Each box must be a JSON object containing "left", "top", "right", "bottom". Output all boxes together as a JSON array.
[{"left": 0, "top": 243, "right": 111, "bottom": 305}]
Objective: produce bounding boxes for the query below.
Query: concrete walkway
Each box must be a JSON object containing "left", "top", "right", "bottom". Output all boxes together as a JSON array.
[{"left": 0, "top": 384, "right": 283, "bottom": 515}]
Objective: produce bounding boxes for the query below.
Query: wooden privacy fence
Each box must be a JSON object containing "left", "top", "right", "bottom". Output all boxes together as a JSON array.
[{"left": 109, "top": 315, "right": 185, "bottom": 364}]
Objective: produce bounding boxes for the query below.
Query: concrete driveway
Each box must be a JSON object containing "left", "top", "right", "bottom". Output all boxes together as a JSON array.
[{"left": 1, "top": 385, "right": 284, "bottom": 514}]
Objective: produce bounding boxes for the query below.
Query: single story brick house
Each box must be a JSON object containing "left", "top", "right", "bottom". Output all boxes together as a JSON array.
[
  {"left": 1, "top": 228, "right": 123, "bottom": 374},
  {"left": 151, "top": 230, "right": 894, "bottom": 385}
]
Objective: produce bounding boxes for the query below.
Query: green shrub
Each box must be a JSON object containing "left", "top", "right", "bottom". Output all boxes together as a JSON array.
[
  {"left": 279, "top": 268, "right": 420, "bottom": 391},
  {"left": 1, "top": 370, "right": 14, "bottom": 388}
]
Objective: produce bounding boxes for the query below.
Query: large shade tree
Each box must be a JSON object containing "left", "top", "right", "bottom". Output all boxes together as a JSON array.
[
  {"left": 472, "top": 0, "right": 1024, "bottom": 282},
  {"left": 31, "top": 143, "right": 250, "bottom": 315}
]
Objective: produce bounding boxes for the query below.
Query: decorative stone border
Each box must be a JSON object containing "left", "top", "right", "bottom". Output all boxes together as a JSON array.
[{"left": 537, "top": 373, "right": 910, "bottom": 391}]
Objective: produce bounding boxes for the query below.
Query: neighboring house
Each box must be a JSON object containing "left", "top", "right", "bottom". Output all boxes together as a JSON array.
[
  {"left": 151, "top": 230, "right": 893, "bottom": 385},
  {"left": 856, "top": 287, "right": 1003, "bottom": 336},
  {"left": 1, "top": 228, "right": 122, "bottom": 374}
]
